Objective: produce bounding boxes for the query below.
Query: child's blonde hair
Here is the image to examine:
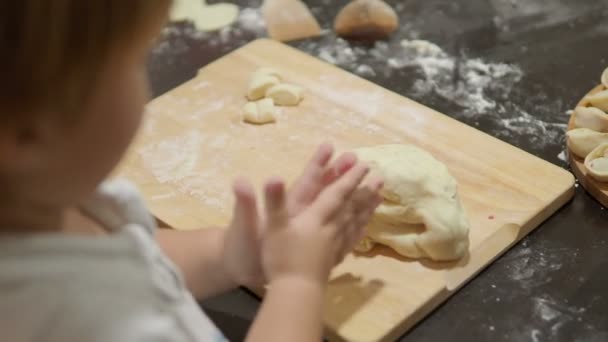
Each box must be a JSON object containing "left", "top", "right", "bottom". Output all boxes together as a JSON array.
[{"left": 0, "top": 0, "right": 170, "bottom": 116}]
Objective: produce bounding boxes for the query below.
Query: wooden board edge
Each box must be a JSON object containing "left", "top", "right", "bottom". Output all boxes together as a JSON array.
[
  {"left": 376, "top": 180, "right": 576, "bottom": 342},
  {"left": 224, "top": 39, "right": 576, "bottom": 194}
]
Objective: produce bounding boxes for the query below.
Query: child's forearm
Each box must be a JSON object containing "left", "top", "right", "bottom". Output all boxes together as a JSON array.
[
  {"left": 246, "top": 277, "right": 325, "bottom": 342},
  {"left": 156, "top": 228, "right": 237, "bottom": 299}
]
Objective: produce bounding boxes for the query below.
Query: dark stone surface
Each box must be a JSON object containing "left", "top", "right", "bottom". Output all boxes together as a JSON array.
[{"left": 147, "top": 1, "right": 608, "bottom": 340}]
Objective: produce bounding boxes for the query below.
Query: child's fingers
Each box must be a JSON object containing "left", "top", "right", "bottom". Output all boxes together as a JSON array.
[
  {"left": 287, "top": 143, "right": 334, "bottom": 212},
  {"left": 321, "top": 152, "right": 358, "bottom": 186},
  {"left": 312, "top": 163, "right": 371, "bottom": 220},
  {"left": 232, "top": 178, "right": 260, "bottom": 235},
  {"left": 264, "top": 177, "right": 288, "bottom": 231}
]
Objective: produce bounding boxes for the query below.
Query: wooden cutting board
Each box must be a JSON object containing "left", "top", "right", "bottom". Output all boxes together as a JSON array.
[{"left": 119, "top": 39, "right": 574, "bottom": 342}]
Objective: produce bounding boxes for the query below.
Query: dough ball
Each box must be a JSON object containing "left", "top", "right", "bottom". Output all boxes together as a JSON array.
[
  {"left": 354, "top": 144, "right": 470, "bottom": 261},
  {"left": 585, "top": 143, "right": 608, "bottom": 182},
  {"left": 334, "top": 0, "right": 399, "bottom": 41},
  {"left": 247, "top": 74, "right": 281, "bottom": 101},
  {"left": 243, "top": 98, "right": 276, "bottom": 125},
  {"left": 265, "top": 84, "right": 303, "bottom": 106},
  {"left": 585, "top": 89, "right": 608, "bottom": 113},
  {"left": 573, "top": 106, "right": 608, "bottom": 132},
  {"left": 602, "top": 66, "right": 608, "bottom": 88},
  {"left": 253, "top": 67, "right": 282, "bottom": 81},
  {"left": 567, "top": 128, "right": 608, "bottom": 158}
]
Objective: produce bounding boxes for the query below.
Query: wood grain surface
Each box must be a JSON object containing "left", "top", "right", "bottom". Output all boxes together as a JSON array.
[{"left": 119, "top": 39, "right": 574, "bottom": 341}]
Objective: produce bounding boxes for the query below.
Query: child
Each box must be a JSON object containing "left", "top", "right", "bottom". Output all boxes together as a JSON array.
[{"left": 0, "top": 1, "right": 383, "bottom": 341}]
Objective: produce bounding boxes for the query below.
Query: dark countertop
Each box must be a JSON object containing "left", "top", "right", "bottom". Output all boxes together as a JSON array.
[{"left": 147, "top": 1, "right": 608, "bottom": 340}]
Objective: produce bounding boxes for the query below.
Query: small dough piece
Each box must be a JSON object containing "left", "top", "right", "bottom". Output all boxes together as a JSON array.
[
  {"left": 253, "top": 67, "right": 282, "bottom": 81},
  {"left": 573, "top": 106, "right": 608, "bottom": 132},
  {"left": 602, "top": 66, "right": 608, "bottom": 88},
  {"left": 353, "top": 144, "right": 470, "bottom": 261},
  {"left": 265, "top": 84, "right": 303, "bottom": 106},
  {"left": 585, "top": 143, "right": 608, "bottom": 182},
  {"left": 247, "top": 75, "right": 280, "bottom": 101},
  {"left": 243, "top": 98, "right": 276, "bottom": 124},
  {"left": 566, "top": 128, "right": 608, "bottom": 158},
  {"left": 585, "top": 89, "right": 608, "bottom": 112}
]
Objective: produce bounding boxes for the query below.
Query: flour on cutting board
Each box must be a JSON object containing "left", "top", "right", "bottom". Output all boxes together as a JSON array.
[
  {"left": 298, "top": 36, "right": 567, "bottom": 149},
  {"left": 138, "top": 130, "right": 232, "bottom": 212}
]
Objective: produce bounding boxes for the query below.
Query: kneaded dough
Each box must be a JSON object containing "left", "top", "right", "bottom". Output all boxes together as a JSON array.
[
  {"left": 573, "top": 106, "right": 608, "bottom": 132},
  {"left": 243, "top": 98, "right": 276, "bottom": 124},
  {"left": 602, "top": 67, "right": 608, "bottom": 88},
  {"left": 585, "top": 89, "right": 608, "bottom": 113},
  {"left": 247, "top": 74, "right": 281, "bottom": 101},
  {"left": 353, "top": 144, "right": 470, "bottom": 261},
  {"left": 265, "top": 84, "right": 303, "bottom": 106},
  {"left": 566, "top": 128, "right": 608, "bottom": 158},
  {"left": 171, "top": 0, "right": 239, "bottom": 31},
  {"left": 585, "top": 143, "right": 608, "bottom": 182}
]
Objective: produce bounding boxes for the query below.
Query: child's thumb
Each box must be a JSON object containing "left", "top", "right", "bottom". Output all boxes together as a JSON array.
[
  {"left": 264, "top": 177, "right": 288, "bottom": 231},
  {"left": 231, "top": 178, "right": 259, "bottom": 237}
]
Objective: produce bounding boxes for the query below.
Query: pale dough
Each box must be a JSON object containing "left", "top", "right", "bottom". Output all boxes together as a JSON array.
[
  {"left": 170, "top": 0, "right": 239, "bottom": 31},
  {"left": 253, "top": 67, "right": 282, "bottom": 81},
  {"left": 243, "top": 98, "right": 276, "bottom": 124},
  {"left": 573, "top": 106, "right": 608, "bottom": 132},
  {"left": 602, "top": 66, "right": 608, "bottom": 88},
  {"left": 585, "top": 143, "right": 608, "bottom": 182},
  {"left": 247, "top": 75, "right": 280, "bottom": 101},
  {"left": 265, "top": 84, "right": 303, "bottom": 106},
  {"left": 566, "top": 128, "right": 608, "bottom": 158},
  {"left": 353, "top": 144, "right": 470, "bottom": 261},
  {"left": 585, "top": 89, "right": 608, "bottom": 113}
]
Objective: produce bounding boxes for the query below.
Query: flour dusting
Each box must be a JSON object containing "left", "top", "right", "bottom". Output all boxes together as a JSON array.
[
  {"left": 139, "top": 130, "right": 203, "bottom": 183},
  {"left": 298, "top": 36, "right": 566, "bottom": 150}
]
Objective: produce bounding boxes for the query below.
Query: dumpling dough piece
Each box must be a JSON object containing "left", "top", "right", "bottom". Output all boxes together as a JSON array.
[
  {"left": 573, "top": 106, "right": 608, "bottom": 132},
  {"left": 585, "top": 89, "right": 608, "bottom": 113},
  {"left": 247, "top": 74, "right": 281, "bottom": 101},
  {"left": 602, "top": 66, "right": 608, "bottom": 88},
  {"left": 585, "top": 143, "right": 608, "bottom": 182},
  {"left": 266, "top": 84, "right": 303, "bottom": 106},
  {"left": 353, "top": 144, "right": 470, "bottom": 261},
  {"left": 566, "top": 128, "right": 608, "bottom": 158},
  {"left": 253, "top": 67, "right": 282, "bottom": 81},
  {"left": 243, "top": 98, "right": 276, "bottom": 124},
  {"left": 171, "top": 0, "right": 239, "bottom": 31}
]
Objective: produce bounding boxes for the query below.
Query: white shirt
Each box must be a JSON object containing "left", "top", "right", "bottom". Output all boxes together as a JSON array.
[{"left": 0, "top": 180, "right": 227, "bottom": 342}]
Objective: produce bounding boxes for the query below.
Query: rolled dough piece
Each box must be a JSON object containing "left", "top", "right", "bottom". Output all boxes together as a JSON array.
[
  {"left": 566, "top": 128, "right": 608, "bottom": 158},
  {"left": 602, "top": 67, "right": 608, "bottom": 88},
  {"left": 573, "top": 106, "right": 608, "bottom": 132},
  {"left": 170, "top": 0, "right": 239, "bottom": 32},
  {"left": 247, "top": 74, "right": 280, "bottom": 101},
  {"left": 585, "top": 89, "right": 608, "bottom": 113},
  {"left": 265, "top": 84, "right": 303, "bottom": 106},
  {"left": 585, "top": 143, "right": 608, "bottom": 182},
  {"left": 253, "top": 67, "right": 282, "bottom": 81},
  {"left": 243, "top": 98, "right": 276, "bottom": 124},
  {"left": 353, "top": 144, "right": 470, "bottom": 261}
]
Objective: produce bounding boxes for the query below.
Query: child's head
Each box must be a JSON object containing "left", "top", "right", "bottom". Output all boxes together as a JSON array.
[{"left": 0, "top": 1, "right": 170, "bottom": 210}]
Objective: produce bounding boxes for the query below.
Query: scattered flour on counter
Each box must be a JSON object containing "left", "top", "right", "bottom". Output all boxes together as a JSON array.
[{"left": 300, "top": 37, "right": 566, "bottom": 149}]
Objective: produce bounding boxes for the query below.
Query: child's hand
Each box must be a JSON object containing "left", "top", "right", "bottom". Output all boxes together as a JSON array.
[
  {"left": 221, "top": 144, "right": 382, "bottom": 288},
  {"left": 261, "top": 163, "right": 383, "bottom": 285}
]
